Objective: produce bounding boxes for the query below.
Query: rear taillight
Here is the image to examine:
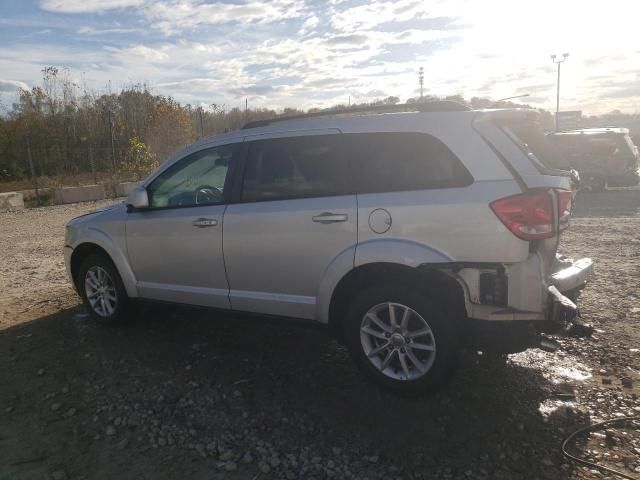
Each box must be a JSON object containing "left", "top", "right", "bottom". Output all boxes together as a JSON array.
[
  {"left": 556, "top": 190, "right": 572, "bottom": 229},
  {"left": 490, "top": 190, "right": 556, "bottom": 240}
]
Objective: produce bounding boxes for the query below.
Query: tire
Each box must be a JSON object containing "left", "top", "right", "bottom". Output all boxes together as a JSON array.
[
  {"left": 77, "top": 253, "right": 131, "bottom": 325},
  {"left": 344, "top": 285, "right": 458, "bottom": 396}
]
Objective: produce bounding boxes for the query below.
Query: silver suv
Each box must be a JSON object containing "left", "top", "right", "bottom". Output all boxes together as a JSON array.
[{"left": 64, "top": 102, "right": 593, "bottom": 395}]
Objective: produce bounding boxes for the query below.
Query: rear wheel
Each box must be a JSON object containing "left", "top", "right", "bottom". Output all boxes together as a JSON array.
[
  {"left": 78, "top": 253, "right": 130, "bottom": 325},
  {"left": 344, "top": 285, "right": 458, "bottom": 396}
]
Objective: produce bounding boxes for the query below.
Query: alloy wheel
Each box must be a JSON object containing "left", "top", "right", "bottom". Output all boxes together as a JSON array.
[
  {"left": 84, "top": 265, "right": 118, "bottom": 317},
  {"left": 360, "top": 302, "right": 436, "bottom": 381}
]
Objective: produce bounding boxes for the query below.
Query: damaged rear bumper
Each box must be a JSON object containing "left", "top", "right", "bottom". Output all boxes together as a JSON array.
[
  {"left": 546, "top": 256, "right": 594, "bottom": 333},
  {"left": 460, "top": 255, "right": 594, "bottom": 354}
]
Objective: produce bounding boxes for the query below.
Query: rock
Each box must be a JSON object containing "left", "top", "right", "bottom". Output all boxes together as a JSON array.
[
  {"left": 367, "top": 455, "right": 379, "bottom": 464},
  {"left": 106, "top": 425, "right": 116, "bottom": 436},
  {"left": 37, "top": 368, "right": 45, "bottom": 376},
  {"left": 242, "top": 452, "right": 254, "bottom": 463},
  {"left": 66, "top": 408, "right": 76, "bottom": 417},
  {"left": 50, "top": 471, "right": 67, "bottom": 480},
  {"left": 127, "top": 414, "right": 141, "bottom": 427},
  {"left": 224, "top": 461, "right": 237, "bottom": 471},
  {"left": 51, "top": 403, "right": 61, "bottom": 411},
  {"left": 117, "top": 438, "right": 129, "bottom": 450},
  {"left": 541, "top": 458, "right": 554, "bottom": 467},
  {"left": 220, "top": 450, "right": 234, "bottom": 461},
  {"left": 258, "top": 462, "right": 271, "bottom": 474}
]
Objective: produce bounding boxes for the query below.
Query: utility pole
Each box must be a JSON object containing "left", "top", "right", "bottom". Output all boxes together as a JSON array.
[
  {"left": 26, "top": 134, "right": 40, "bottom": 206},
  {"left": 245, "top": 98, "right": 248, "bottom": 121},
  {"left": 418, "top": 67, "right": 424, "bottom": 99},
  {"left": 107, "top": 107, "right": 116, "bottom": 172},
  {"left": 198, "top": 107, "right": 205, "bottom": 138},
  {"left": 551, "top": 53, "right": 569, "bottom": 131}
]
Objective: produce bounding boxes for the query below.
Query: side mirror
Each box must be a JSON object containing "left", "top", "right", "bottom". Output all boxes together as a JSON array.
[{"left": 127, "top": 185, "right": 149, "bottom": 209}]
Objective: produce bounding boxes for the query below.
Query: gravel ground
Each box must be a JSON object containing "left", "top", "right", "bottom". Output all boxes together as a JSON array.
[{"left": 0, "top": 192, "right": 639, "bottom": 480}]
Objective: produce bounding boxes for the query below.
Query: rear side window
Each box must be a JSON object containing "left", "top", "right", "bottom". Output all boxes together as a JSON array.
[
  {"left": 344, "top": 132, "right": 473, "bottom": 194},
  {"left": 241, "top": 135, "right": 346, "bottom": 202},
  {"left": 504, "top": 123, "right": 571, "bottom": 172}
]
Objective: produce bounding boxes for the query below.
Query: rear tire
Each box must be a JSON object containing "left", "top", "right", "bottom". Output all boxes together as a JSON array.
[
  {"left": 78, "top": 253, "right": 131, "bottom": 325},
  {"left": 344, "top": 285, "right": 458, "bottom": 396}
]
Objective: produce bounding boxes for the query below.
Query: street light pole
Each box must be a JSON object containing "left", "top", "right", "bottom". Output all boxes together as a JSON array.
[{"left": 551, "top": 53, "right": 569, "bottom": 130}]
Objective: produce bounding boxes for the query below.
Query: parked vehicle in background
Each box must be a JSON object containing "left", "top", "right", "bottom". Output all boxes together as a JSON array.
[
  {"left": 548, "top": 127, "right": 640, "bottom": 191},
  {"left": 64, "top": 103, "right": 594, "bottom": 395}
]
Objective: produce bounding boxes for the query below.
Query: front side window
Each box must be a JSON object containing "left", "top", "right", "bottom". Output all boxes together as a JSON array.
[
  {"left": 241, "top": 135, "right": 346, "bottom": 202},
  {"left": 148, "top": 144, "right": 234, "bottom": 208},
  {"left": 344, "top": 132, "right": 473, "bottom": 194}
]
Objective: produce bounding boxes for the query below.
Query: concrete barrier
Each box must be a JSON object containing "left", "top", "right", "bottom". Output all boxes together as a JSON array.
[
  {"left": 0, "top": 191, "right": 25, "bottom": 209},
  {"left": 115, "top": 181, "right": 139, "bottom": 197},
  {"left": 54, "top": 184, "right": 106, "bottom": 204},
  {"left": 21, "top": 187, "right": 54, "bottom": 201}
]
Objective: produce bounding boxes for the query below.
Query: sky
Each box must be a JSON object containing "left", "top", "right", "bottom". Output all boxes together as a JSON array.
[{"left": 0, "top": 0, "right": 638, "bottom": 115}]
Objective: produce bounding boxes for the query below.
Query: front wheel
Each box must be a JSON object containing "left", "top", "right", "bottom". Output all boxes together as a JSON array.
[
  {"left": 78, "top": 253, "right": 131, "bottom": 325},
  {"left": 344, "top": 285, "right": 458, "bottom": 396}
]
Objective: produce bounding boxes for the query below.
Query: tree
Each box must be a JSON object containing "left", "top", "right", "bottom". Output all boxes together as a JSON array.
[
  {"left": 145, "top": 97, "right": 193, "bottom": 162},
  {"left": 120, "top": 135, "right": 158, "bottom": 180}
]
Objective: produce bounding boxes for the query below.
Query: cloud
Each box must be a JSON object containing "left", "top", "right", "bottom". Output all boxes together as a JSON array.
[
  {"left": 143, "top": 0, "right": 306, "bottom": 35},
  {"left": 78, "top": 26, "right": 140, "bottom": 35},
  {"left": 324, "top": 34, "right": 369, "bottom": 46},
  {"left": 228, "top": 84, "right": 280, "bottom": 97},
  {"left": 124, "top": 45, "right": 169, "bottom": 62},
  {"left": 298, "top": 15, "right": 319, "bottom": 36},
  {"left": 0, "top": 80, "right": 30, "bottom": 93},
  {"left": 330, "top": 0, "right": 428, "bottom": 32},
  {"left": 40, "top": 0, "right": 145, "bottom": 13}
]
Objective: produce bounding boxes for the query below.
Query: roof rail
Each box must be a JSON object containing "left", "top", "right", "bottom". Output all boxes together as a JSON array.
[{"left": 241, "top": 100, "right": 470, "bottom": 130}]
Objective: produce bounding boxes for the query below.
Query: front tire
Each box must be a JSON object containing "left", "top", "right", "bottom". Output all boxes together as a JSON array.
[
  {"left": 344, "top": 285, "right": 458, "bottom": 396},
  {"left": 78, "top": 253, "right": 130, "bottom": 325}
]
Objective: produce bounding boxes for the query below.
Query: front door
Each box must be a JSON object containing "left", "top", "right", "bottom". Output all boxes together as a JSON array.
[
  {"left": 126, "top": 143, "right": 237, "bottom": 308},
  {"left": 223, "top": 131, "right": 357, "bottom": 319}
]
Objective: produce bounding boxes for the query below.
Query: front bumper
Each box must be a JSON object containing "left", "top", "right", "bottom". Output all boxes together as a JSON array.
[{"left": 63, "top": 245, "right": 77, "bottom": 293}]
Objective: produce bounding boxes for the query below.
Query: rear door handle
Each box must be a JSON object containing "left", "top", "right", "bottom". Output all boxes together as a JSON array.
[
  {"left": 192, "top": 218, "right": 218, "bottom": 228},
  {"left": 312, "top": 212, "right": 348, "bottom": 224}
]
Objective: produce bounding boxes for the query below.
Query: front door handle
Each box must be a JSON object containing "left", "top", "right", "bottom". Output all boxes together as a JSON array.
[
  {"left": 312, "top": 212, "right": 348, "bottom": 224},
  {"left": 192, "top": 218, "right": 218, "bottom": 228}
]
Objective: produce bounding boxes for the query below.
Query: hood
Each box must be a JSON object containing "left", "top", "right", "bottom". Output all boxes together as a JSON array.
[{"left": 66, "top": 201, "right": 125, "bottom": 226}]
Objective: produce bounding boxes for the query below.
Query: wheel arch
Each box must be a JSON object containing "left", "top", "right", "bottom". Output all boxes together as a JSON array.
[
  {"left": 69, "top": 236, "right": 138, "bottom": 298},
  {"left": 326, "top": 262, "right": 468, "bottom": 342}
]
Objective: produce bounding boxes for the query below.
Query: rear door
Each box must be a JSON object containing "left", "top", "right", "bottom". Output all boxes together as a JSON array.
[{"left": 223, "top": 130, "right": 357, "bottom": 319}]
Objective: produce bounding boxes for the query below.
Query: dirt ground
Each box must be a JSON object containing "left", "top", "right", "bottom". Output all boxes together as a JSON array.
[{"left": 1, "top": 191, "right": 639, "bottom": 480}]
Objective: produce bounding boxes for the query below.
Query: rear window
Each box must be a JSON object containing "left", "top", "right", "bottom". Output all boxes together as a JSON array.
[
  {"left": 344, "top": 132, "right": 473, "bottom": 194},
  {"left": 504, "top": 123, "right": 571, "bottom": 172}
]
